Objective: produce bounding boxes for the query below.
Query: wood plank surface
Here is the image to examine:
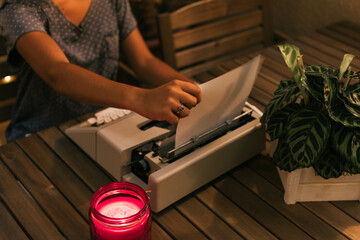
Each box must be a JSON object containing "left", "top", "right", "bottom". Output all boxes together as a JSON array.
[
  {"left": 16, "top": 135, "right": 93, "bottom": 219},
  {"left": 38, "top": 127, "right": 113, "bottom": 192},
  {"left": 233, "top": 161, "right": 348, "bottom": 239},
  {"left": 214, "top": 176, "right": 312, "bottom": 240},
  {"left": 175, "top": 195, "right": 244, "bottom": 239},
  {"left": 0, "top": 149, "right": 64, "bottom": 240},
  {"left": 1, "top": 22, "right": 359, "bottom": 240},
  {"left": 195, "top": 185, "right": 278, "bottom": 240},
  {"left": 246, "top": 157, "right": 360, "bottom": 240},
  {"left": 0, "top": 198, "right": 29, "bottom": 240},
  {"left": 154, "top": 206, "right": 208, "bottom": 240},
  {"left": 0, "top": 142, "right": 90, "bottom": 239}
]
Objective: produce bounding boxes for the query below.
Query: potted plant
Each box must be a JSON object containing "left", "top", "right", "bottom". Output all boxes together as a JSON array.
[{"left": 260, "top": 44, "right": 360, "bottom": 203}]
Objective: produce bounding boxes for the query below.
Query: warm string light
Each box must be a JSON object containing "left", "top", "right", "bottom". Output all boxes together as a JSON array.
[
  {"left": 4, "top": 75, "right": 11, "bottom": 82},
  {"left": 1, "top": 75, "right": 16, "bottom": 84}
]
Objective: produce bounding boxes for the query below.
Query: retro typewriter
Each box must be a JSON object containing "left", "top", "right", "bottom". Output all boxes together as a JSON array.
[{"left": 65, "top": 56, "right": 265, "bottom": 212}]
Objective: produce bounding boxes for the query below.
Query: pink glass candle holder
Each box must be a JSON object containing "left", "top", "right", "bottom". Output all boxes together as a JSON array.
[{"left": 89, "top": 182, "right": 151, "bottom": 240}]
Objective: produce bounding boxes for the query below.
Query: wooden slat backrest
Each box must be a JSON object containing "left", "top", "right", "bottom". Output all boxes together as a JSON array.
[
  {"left": 176, "top": 27, "right": 263, "bottom": 68},
  {"left": 157, "top": 0, "right": 273, "bottom": 72},
  {"left": 170, "top": 0, "right": 262, "bottom": 30}
]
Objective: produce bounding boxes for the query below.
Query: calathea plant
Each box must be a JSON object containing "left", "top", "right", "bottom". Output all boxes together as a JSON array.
[{"left": 260, "top": 44, "right": 360, "bottom": 179}]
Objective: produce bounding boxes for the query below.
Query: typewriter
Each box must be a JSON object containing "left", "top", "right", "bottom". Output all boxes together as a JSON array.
[{"left": 65, "top": 56, "right": 265, "bottom": 212}]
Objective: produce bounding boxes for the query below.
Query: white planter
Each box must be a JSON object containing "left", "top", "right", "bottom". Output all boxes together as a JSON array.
[
  {"left": 266, "top": 139, "right": 360, "bottom": 204},
  {"left": 277, "top": 167, "right": 360, "bottom": 204}
]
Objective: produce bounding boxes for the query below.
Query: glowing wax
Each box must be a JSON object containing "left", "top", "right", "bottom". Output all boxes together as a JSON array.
[{"left": 90, "top": 182, "right": 151, "bottom": 240}]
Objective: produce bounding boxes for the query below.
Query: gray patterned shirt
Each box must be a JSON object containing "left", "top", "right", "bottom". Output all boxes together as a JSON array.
[{"left": 0, "top": 0, "right": 137, "bottom": 141}]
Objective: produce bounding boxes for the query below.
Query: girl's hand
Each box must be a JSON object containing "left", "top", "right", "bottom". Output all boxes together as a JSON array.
[{"left": 134, "top": 80, "right": 202, "bottom": 124}]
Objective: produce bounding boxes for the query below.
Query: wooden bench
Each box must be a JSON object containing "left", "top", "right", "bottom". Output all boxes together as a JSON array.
[{"left": 157, "top": 0, "right": 273, "bottom": 77}]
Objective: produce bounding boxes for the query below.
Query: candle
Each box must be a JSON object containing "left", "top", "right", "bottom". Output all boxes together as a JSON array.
[{"left": 89, "top": 182, "right": 151, "bottom": 240}]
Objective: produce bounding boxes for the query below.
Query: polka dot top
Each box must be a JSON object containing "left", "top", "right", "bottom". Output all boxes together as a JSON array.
[{"left": 0, "top": 0, "right": 137, "bottom": 142}]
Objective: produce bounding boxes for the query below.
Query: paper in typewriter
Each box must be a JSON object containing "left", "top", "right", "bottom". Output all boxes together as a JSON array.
[{"left": 175, "top": 55, "right": 263, "bottom": 148}]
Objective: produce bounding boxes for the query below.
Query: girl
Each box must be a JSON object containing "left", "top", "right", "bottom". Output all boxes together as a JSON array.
[{"left": 0, "top": 0, "right": 201, "bottom": 141}]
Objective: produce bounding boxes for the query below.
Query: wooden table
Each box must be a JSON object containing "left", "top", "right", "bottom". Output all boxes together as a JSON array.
[{"left": 1, "top": 22, "right": 360, "bottom": 240}]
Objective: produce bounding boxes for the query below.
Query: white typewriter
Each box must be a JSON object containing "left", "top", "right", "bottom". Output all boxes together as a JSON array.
[{"left": 65, "top": 56, "right": 265, "bottom": 212}]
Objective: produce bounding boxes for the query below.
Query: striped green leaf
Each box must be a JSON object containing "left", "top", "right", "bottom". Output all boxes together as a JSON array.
[
  {"left": 266, "top": 103, "right": 301, "bottom": 140},
  {"left": 278, "top": 44, "right": 310, "bottom": 103},
  {"left": 273, "top": 137, "right": 299, "bottom": 171},
  {"left": 313, "top": 149, "right": 343, "bottom": 179},
  {"left": 324, "top": 73, "right": 360, "bottom": 127},
  {"left": 343, "top": 82, "right": 360, "bottom": 105},
  {"left": 342, "top": 82, "right": 360, "bottom": 118},
  {"left": 286, "top": 107, "right": 331, "bottom": 167},
  {"left": 260, "top": 78, "right": 300, "bottom": 125},
  {"left": 331, "top": 124, "right": 360, "bottom": 169}
]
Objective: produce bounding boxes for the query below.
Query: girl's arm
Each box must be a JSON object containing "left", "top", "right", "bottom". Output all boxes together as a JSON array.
[{"left": 15, "top": 30, "right": 201, "bottom": 124}]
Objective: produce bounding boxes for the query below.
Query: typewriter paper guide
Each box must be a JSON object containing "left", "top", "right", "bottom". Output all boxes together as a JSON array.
[{"left": 175, "top": 55, "right": 263, "bottom": 148}]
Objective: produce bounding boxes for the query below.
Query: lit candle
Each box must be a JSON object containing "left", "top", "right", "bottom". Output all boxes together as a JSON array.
[{"left": 89, "top": 182, "right": 151, "bottom": 240}]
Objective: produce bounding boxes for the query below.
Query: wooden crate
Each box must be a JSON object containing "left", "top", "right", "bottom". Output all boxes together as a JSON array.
[{"left": 265, "top": 140, "right": 360, "bottom": 204}]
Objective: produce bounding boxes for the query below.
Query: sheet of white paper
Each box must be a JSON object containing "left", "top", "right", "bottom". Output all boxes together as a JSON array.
[{"left": 175, "top": 55, "right": 264, "bottom": 148}]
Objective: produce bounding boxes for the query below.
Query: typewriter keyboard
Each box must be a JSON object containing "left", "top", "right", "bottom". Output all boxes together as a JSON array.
[{"left": 87, "top": 108, "right": 131, "bottom": 126}]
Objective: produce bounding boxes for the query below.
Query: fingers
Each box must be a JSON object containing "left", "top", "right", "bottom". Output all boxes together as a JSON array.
[
  {"left": 134, "top": 79, "right": 202, "bottom": 125},
  {"left": 170, "top": 80, "right": 201, "bottom": 110},
  {"left": 179, "top": 80, "right": 202, "bottom": 105},
  {"left": 173, "top": 103, "right": 190, "bottom": 118}
]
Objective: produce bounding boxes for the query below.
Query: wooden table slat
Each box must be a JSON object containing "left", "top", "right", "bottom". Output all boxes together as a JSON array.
[
  {"left": 0, "top": 143, "right": 90, "bottom": 239},
  {"left": 214, "top": 176, "right": 312, "bottom": 240},
  {"left": 317, "top": 27, "right": 360, "bottom": 51},
  {"left": 301, "top": 202, "right": 360, "bottom": 240},
  {"left": 308, "top": 31, "right": 360, "bottom": 58},
  {"left": 291, "top": 40, "right": 350, "bottom": 68},
  {"left": 0, "top": 199, "right": 29, "bottom": 240},
  {"left": 38, "top": 127, "right": 113, "bottom": 192},
  {"left": 296, "top": 35, "right": 360, "bottom": 69},
  {"left": 16, "top": 135, "right": 93, "bottom": 218},
  {"left": 232, "top": 161, "right": 348, "bottom": 239},
  {"left": 196, "top": 185, "right": 278, "bottom": 240},
  {"left": 192, "top": 71, "right": 215, "bottom": 83},
  {"left": 246, "top": 157, "right": 360, "bottom": 239},
  {"left": 0, "top": 156, "right": 64, "bottom": 240},
  {"left": 329, "top": 22, "right": 360, "bottom": 43},
  {"left": 154, "top": 206, "right": 208, "bottom": 240},
  {"left": 257, "top": 51, "right": 293, "bottom": 78},
  {"left": 175, "top": 195, "right": 244, "bottom": 239},
  {"left": 151, "top": 221, "right": 174, "bottom": 240}
]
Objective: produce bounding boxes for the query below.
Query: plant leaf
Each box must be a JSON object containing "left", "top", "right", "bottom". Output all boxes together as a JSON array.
[
  {"left": 273, "top": 137, "right": 299, "bottom": 171},
  {"left": 278, "top": 44, "right": 310, "bottom": 103},
  {"left": 305, "top": 65, "right": 327, "bottom": 102},
  {"left": 343, "top": 82, "right": 360, "bottom": 105},
  {"left": 324, "top": 73, "right": 360, "bottom": 127},
  {"left": 313, "top": 149, "right": 343, "bottom": 179},
  {"left": 338, "top": 53, "right": 355, "bottom": 81},
  {"left": 331, "top": 124, "right": 360, "bottom": 169},
  {"left": 266, "top": 103, "right": 301, "bottom": 140},
  {"left": 286, "top": 106, "right": 331, "bottom": 167},
  {"left": 260, "top": 78, "right": 300, "bottom": 125},
  {"left": 341, "top": 82, "right": 360, "bottom": 118}
]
